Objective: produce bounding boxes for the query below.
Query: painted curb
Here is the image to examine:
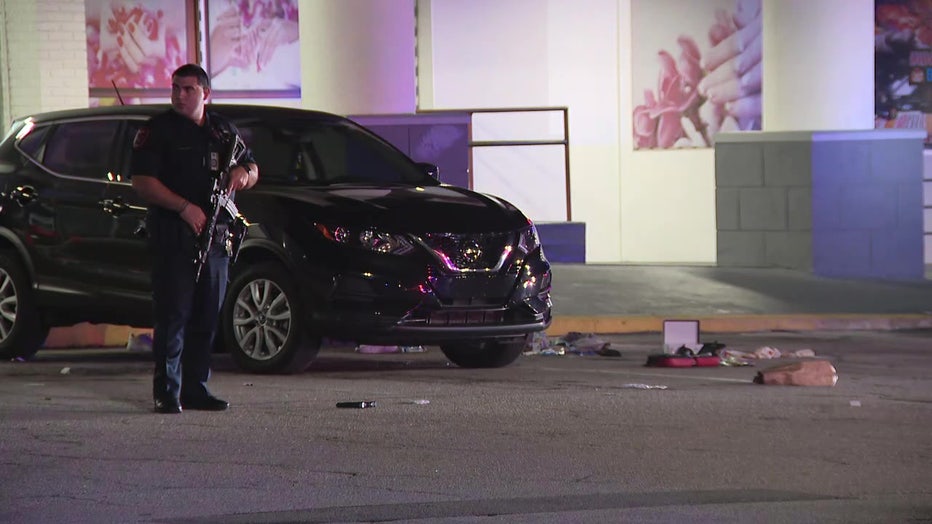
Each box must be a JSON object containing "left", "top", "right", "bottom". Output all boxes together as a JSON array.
[{"left": 546, "top": 314, "right": 932, "bottom": 336}]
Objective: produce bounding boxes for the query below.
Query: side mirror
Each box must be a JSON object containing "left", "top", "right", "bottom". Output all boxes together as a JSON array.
[{"left": 417, "top": 162, "right": 440, "bottom": 180}]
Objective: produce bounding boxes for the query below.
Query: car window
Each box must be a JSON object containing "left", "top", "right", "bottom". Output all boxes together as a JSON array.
[
  {"left": 238, "top": 125, "right": 304, "bottom": 184},
  {"left": 312, "top": 121, "right": 423, "bottom": 184},
  {"left": 17, "top": 124, "right": 51, "bottom": 160},
  {"left": 117, "top": 119, "right": 146, "bottom": 182},
  {"left": 238, "top": 118, "right": 427, "bottom": 186},
  {"left": 43, "top": 120, "right": 119, "bottom": 180}
]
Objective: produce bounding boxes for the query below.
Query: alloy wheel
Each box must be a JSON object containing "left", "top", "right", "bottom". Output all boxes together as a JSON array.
[
  {"left": 0, "top": 268, "right": 18, "bottom": 344},
  {"left": 232, "top": 277, "right": 293, "bottom": 361}
]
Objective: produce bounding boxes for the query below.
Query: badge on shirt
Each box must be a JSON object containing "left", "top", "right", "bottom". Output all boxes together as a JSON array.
[
  {"left": 132, "top": 127, "right": 149, "bottom": 149},
  {"left": 210, "top": 151, "right": 219, "bottom": 171}
]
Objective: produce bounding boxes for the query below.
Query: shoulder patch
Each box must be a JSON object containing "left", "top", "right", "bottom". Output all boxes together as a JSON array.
[{"left": 132, "top": 127, "right": 150, "bottom": 149}]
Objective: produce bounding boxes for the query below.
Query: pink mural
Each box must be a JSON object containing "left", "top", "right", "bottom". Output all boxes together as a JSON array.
[
  {"left": 207, "top": 0, "right": 301, "bottom": 96},
  {"left": 86, "top": 0, "right": 195, "bottom": 93},
  {"left": 632, "top": 0, "right": 762, "bottom": 150}
]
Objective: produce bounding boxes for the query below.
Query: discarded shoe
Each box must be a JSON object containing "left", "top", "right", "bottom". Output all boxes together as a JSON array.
[{"left": 697, "top": 341, "right": 726, "bottom": 355}]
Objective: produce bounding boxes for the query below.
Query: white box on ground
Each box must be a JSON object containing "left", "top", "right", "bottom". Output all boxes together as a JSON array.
[{"left": 663, "top": 319, "right": 700, "bottom": 354}]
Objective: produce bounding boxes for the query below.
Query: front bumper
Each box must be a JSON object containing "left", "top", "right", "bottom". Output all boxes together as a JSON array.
[{"left": 301, "top": 250, "right": 552, "bottom": 345}]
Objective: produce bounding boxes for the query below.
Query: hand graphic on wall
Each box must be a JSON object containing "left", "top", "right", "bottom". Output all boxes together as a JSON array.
[
  {"left": 209, "top": 6, "right": 250, "bottom": 75},
  {"left": 87, "top": 0, "right": 187, "bottom": 90},
  {"left": 208, "top": 0, "right": 300, "bottom": 85},
  {"left": 632, "top": 0, "right": 763, "bottom": 149},
  {"left": 114, "top": 6, "right": 168, "bottom": 75},
  {"left": 698, "top": 0, "right": 762, "bottom": 131}
]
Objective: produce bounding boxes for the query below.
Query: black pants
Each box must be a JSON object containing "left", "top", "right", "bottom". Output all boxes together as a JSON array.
[{"left": 150, "top": 248, "right": 228, "bottom": 402}]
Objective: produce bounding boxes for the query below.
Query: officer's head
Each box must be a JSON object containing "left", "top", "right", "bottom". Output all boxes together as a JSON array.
[{"left": 170, "top": 64, "right": 211, "bottom": 124}]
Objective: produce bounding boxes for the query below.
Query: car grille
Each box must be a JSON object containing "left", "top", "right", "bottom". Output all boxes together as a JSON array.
[{"left": 417, "top": 232, "right": 516, "bottom": 272}]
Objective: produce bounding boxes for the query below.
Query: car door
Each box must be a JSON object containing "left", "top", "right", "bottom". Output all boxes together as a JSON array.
[
  {"left": 6, "top": 118, "right": 121, "bottom": 303},
  {"left": 97, "top": 118, "right": 153, "bottom": 296}
]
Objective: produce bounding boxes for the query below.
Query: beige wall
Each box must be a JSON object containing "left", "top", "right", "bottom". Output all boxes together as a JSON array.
[
  {"left": 298, "top": 0, "right": 416, "bottom": 115},
  {"left": 0, "top": 0, "right": 885, "bottom": 264},
  {"left": 0, "top": 0, "right": 416, "bottom": 126},
  {"left": 420, "top": 0, "right": 875, "bottom": 263}
]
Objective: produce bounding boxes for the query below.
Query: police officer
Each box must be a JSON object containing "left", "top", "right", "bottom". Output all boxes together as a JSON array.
[{"left": 131, "top": 63, "right": 258, "bottom": 414}]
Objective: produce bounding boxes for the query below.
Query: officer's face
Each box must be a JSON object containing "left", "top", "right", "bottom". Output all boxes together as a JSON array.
[{"left": 170, "top": 75, "right": 210, "bottom": 124}]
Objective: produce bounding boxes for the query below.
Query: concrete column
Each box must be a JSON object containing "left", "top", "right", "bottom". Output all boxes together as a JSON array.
[
  {"left": 299, "top": 0, "right": 417, "bottom": 115},
  {"left": 762, "top": 0, "right": 874, "bottom": 131}
]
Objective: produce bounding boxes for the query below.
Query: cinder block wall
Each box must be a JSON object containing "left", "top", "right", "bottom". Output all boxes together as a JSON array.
[
  {"left": 0, "top": 0, "right": 87, "bottom": 126},
  {"left": 715, "top": 139, "right": 813, "bottom": 271},
  {"left": 811, "top": 137, "right": 924, "bottom": 279},
  {"left": 716, "top": 131, "right": 925, "bottom": 280}
]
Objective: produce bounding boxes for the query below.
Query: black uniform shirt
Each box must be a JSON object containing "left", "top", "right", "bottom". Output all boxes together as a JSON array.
[{"left": 130, "top": 108, "right": 256, "bottom": 251}]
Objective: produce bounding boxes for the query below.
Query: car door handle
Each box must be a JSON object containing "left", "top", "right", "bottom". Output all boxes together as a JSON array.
[
  {"left": 100, "top": 198, "right": 129, "bottom": 215},
  {"left": 100, "top": 197, "right": 147, "bottom": 215},
  {"left": 11, "top": 185, "right": 37, "bottom": 206}
]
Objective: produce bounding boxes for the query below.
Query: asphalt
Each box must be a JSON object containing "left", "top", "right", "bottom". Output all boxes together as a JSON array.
[{"left": 546, "top": 263, "right": 932, "bottom": 335}]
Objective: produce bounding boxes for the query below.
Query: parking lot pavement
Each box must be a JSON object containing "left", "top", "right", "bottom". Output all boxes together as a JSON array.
[{"left": 2, "top": 329, "right": 931, "bottom": 523}]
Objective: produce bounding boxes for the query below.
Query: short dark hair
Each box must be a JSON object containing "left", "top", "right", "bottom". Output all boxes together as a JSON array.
[{"left": 172, "top": 63, "right": 210, "bottom": 89}]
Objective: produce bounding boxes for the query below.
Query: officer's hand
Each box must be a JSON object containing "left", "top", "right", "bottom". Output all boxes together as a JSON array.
[
  {"left": 227, "top": 165, "right": 251, "bottom": 192},
  {"left": 180, "top": 204, "right": 207, "bottom": 236}
]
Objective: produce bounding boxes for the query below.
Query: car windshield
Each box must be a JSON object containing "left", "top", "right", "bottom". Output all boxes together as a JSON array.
[{"left": 237, "top": 118, "right": 432, "bottom": 187}]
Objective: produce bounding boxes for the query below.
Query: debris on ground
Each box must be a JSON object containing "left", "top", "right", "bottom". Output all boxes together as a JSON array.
[
  {"left": 355, "top": 345, "right": 428, "bottom": 354},
  {"left": 336, "top": 401, "right": 377, "bottom": 408},
  {"left": 753, "top": 360, "right": 838, "bottom": 386},
  {"left": 126, "top": 332, "right": 153, "bottom": 352},
  {"left": 645, "top": 342, "right": 723, "bottom": 367},
  {"left": 356, "top": 345, "right": 400, "bottom": 354},
  {"left": 621, "top": 383, "right": 668, "bottom": 390},
  {"left": 523, "top": 332, "right": 620, "bottom": 357},
  {"left": 720, "top": 346, "right": 818, "bottom": 366}
]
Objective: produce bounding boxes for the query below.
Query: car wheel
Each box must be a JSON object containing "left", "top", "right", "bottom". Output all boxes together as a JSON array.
[
  {"left": 0, "top": 252, "right": 49, "bottom": 360},
  {"left": 440, "top": 335, "right": 529, "bottom": 368},
  {"left": 221, "top": 261, "right": 320, "bottom": 374}
]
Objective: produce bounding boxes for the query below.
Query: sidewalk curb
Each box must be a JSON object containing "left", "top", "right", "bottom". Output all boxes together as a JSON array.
[{"left": 547, "top": 314, "right": 932, "bottom": 335}]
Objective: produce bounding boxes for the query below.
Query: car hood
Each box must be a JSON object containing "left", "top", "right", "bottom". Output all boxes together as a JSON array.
[{"left": 249, "top": 183, "right": 532, "bottom": 233}]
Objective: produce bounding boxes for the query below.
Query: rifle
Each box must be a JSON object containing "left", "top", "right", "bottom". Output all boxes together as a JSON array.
[{"left": 194, "top": 132, "right": 249, "bottom": 282}]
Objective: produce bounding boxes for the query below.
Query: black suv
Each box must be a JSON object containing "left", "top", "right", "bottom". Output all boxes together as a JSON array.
[{"left": 0, "top": 104, "right": 552, "bottom": 373}]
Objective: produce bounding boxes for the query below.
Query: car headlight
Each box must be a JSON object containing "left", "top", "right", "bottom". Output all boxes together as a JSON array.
[
  {"left": 316, "top": 224, "right": 415, "bottom": 255},
  {"left": 517, "top": 223, "right": 541, "bottom": 254}
]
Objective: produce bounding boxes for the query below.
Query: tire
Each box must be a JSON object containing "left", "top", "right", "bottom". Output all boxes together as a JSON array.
[
  {"left": 220, "top": 261, "right": 320, "bottom": 374},
  {"left": 0, "top": 253, "right": 49, "bottom": 360},
  {"left": 440, "top": 334, "right": 529, "bottom": 368}
]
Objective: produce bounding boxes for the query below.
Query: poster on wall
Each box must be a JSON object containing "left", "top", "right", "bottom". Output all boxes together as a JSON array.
[
  {"left": 86, "top": 0, "right": 197, "bottom": 103},
  {"left": 205, "top": 0, "right": 301, "bottom": 98},
  {"left": 875, "top": 0, "right": 932, "bottom": 147},
  {"left": 631, "top": 0, "right": 762, "bottom": 150}
]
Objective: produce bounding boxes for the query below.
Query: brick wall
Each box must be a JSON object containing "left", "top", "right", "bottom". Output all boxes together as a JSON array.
[{"left": 1, "top": 0, "right": 87, "bottom": 126}]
